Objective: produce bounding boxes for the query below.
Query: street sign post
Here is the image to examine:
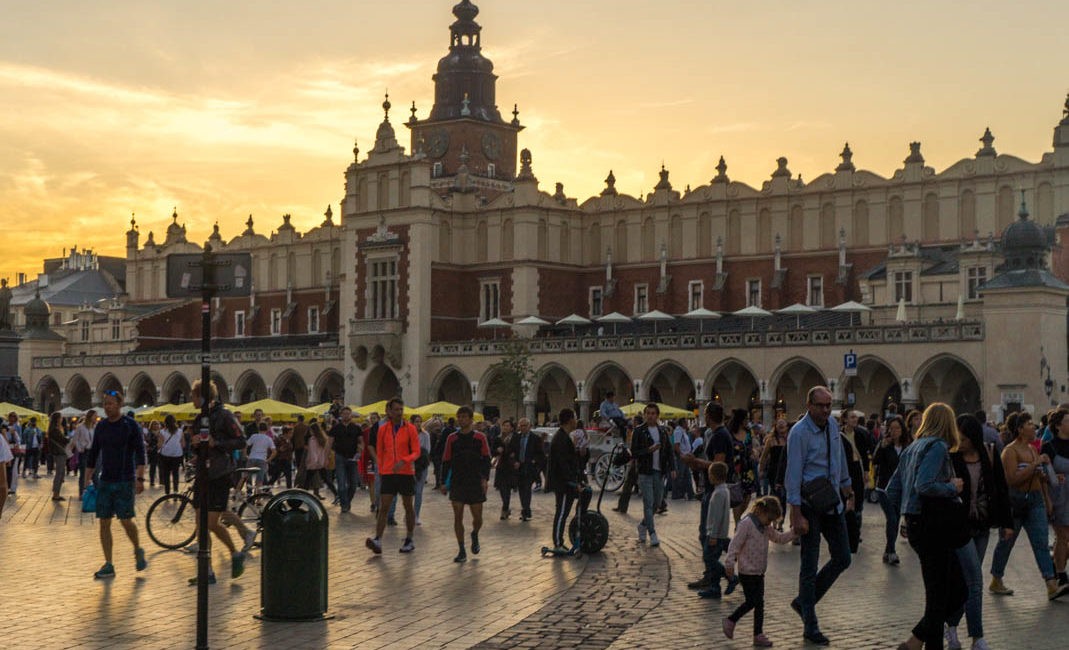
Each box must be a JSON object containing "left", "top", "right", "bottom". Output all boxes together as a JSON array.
[
  {"left": 166, "top": 246, "right": 250, "bottom": 650},
  {"left": 844, "top": 351, "right": 858, "bottom": 378}
]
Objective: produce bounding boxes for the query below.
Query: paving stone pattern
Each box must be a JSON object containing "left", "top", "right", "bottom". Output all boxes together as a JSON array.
[{"left": 3, "top": 475, "right": 1069, "bottom": 649}]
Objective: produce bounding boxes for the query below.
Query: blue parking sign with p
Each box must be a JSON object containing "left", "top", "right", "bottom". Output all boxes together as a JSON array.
[{"left": 844, "top": 352, "right": 858, "bottom": 376}]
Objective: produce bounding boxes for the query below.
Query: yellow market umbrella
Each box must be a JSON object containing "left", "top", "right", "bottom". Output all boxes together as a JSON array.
[
  {"left": 353, "top": 400, "right": 416, "bottom": 419},
  {"left": 412, "top": 401, "right": 484, "bottom": 422},
  {"left": 234, "top": 398, "right": 316, "bottom": 423},
  {"left": 620, "top": 402, "right": 693, "bottom": 419},
  {"left": 0, "top": 402, "right": 48, "bottom": 424}
]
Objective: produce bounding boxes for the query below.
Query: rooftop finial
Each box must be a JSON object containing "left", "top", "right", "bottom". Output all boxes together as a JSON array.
[
  {"left": 976, "top": 127, "right": 997, "bottom": 157},
  {"left": 712, "top": 155, "right": 729, "bottom": 184},
  {"left": 408, "top": 101, "right": 417, "bottom": 125},
  {"left": 353, "top": 138, "right": 360, "bottom": 161},
  {"left": 1063, "top": 92, "right": 1069, "bottom": 125},
  {"left": 836, "top": 142, "right": 855, "bottom": 172},
  {"left": 655, "top": 164, "right": 672, "bottom": 191},
  {"left": 382, "top": 91, "right": 391, "bottom": 121},
  {"left": 602, "top": 170, "right": 618, "bottom": 196},
  {"left": 172, "top": 207, "right": 178, "bottom": 223},
  {"left": 511, "top": 104, "right": 520, "bottom": 127},
  {"left": 1019, "top": 189, "right": 1029, "bottom": 220},
  {"left": 323, "top": 204, "right": 334, "bottom": 226},
  {"left": 904, "top": 141, "right": 925, "bottom": 164}
]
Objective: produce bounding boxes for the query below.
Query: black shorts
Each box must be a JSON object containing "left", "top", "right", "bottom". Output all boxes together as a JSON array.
[
  {"left": 195, "top": 476, "right": 232, "bottom": 512},
  {"left": 379, "top": 474, "right": 415, "bottom": 497}
]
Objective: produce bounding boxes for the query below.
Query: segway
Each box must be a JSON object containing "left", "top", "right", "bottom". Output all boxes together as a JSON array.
[{"left": 540, "top": 443, "right": 621, "bottom": 557}]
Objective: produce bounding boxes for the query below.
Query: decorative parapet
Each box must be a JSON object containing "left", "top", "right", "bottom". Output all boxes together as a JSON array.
[
  {"left": 428, "top": 321, "right": 984, "bottom": 356},
  {"left": 33, "top": 345, "right": 343, "bottom": 369}
]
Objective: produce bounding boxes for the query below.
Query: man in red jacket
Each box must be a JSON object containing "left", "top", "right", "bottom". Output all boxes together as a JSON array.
[{"left": 366, "top": 397, "right": 421, "bottom": 554}]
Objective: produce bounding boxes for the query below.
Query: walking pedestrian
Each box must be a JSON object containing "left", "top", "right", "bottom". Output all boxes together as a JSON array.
[
  {"left": 268, "top": 425, "right": 294, "bottom": 488},
  {"left": 0, "top": 426, "right": 11, "bottom": 519},
  {"left": 672, "top": 418, "right": 695, "bottom": 500},
  {"left": 440, "top": 405, "right": 491, "bottom": 562},
  {"left": 886, "top": 402, "right": 968, "bottom": 650},
  {"left": 944, "top": 413, "right": 1013, "bottom": 650},
  {"left": 414, "top": 417, "right": 434, "bottom": 525},
  {"left": 246, "top": 422, "right": 276, "bottom": 488},
  {"left": 785, "top": 386, "right": 853, "bottom": 646},
  {"left": 47, "top": 412, "right": 70, "bottom": 501},
  {"left": 510, "top": 417, "right": 544, "bottom": 521},
  {"left": 85, "top": 389, "right": 148, "bottom": 579},
  {"left": 1042, "top": 407, "right": 1069, "bottom": 589},
  {"left": 989, "top": 410, "right": 1069, "bottom": 599},
  {"left": 759, "top": 418, "right": 789, "bottom": 519},
  {"left": 365, "top": 398, "right": 420, "bottom": 554},
  {"left": 698, "top": 461, "right": 738, "bottom": 599},
  {"left": 21, "top": 416, "right": 42, "bottom": 479},
  {"left": 722, "top": 496, "right": 797, "bottom": 647},
  {"left": 71, "top": 411, "right": 96, "bottom": 498},
  {"left": 631, "top": 403, "right": 675, "bottom": 547},
  {"left": 156, "top": 416, "right": 184, "bottom": 495},
  {"left": 493, "top": 418, "right": 517, "bottom": 519},
  {"left": 873, "top": 415, "right": 910, "bottom": 565},
  {"left": 328, "top": 407, "right": 363, "bottom": 513}
]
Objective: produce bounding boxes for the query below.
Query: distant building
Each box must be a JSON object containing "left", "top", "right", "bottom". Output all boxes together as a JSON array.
[{"left": 19, "top": 1, "right": 1069, "bottom": 424}]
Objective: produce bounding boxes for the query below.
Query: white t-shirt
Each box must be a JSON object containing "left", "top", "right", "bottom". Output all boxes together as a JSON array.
[
  {"left": 247, "top": 433, "right": 276, "bottom": 461},
  {"left": 649, "top": 426, "right": 662, "bottom": 472}
]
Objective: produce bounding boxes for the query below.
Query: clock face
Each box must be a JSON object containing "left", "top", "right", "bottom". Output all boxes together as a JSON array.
[
  {"left": 481, "top": 132, "right": 501, "bottom": 161},
  {"left": 427, "top": 129, "right": 449, "bottom": 158}
]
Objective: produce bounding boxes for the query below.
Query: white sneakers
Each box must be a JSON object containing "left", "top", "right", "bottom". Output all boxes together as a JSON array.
[{"left": 944, "top": 626, "right": 961, "bottom": 650}]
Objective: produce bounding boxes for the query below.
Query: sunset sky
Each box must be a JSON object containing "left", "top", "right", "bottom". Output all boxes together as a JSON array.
[{"left": 1, "top": 0, "right": 1067, "bottom": 284}]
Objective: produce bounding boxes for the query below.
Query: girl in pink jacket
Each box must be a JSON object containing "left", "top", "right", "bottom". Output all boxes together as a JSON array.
[{"left": 723, "top": 495, "right": 797, "bottom": 647}]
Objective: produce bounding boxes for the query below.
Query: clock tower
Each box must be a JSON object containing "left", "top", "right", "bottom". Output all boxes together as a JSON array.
[{"left": 407, "top": 1, "right": 522, "bottom": 182}]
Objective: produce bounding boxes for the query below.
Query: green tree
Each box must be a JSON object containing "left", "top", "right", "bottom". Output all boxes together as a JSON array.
[{"left": 486, "top": 339, "right": 535, "bottom": 418}]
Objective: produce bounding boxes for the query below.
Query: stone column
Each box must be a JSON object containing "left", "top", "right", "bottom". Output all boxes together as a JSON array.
[
  {"left": 578, "top": 400, "right": 591, "bottom": 424},
  {"left": 762, "top": 399, "right": 776, "bottom": 429},
  {"left": 524, "top": 400, "right": 537, "bottom": 424},
  {"left": 473, "top": 400, "right": 486, "bottom": 416}
]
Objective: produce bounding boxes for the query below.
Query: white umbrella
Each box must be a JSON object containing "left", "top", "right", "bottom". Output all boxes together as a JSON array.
[
  {"left": 596, "top": 311, "right": 631, "bottom": 334},
  {"left": 57, "top": 406, "right": 86, "bottom": 418},
  {"left": 514, "top": 315, "right": 550, "bottom": 326},
  {"left": 776, "top": 302, "right": 818, "bottom": 328},
  {"left": 477, "top": 317, "right": 511, "bottom": 339},
  {"left": 683, "top": 307, "right": 720, "bottom": 332},
  {"left": 895, "top": 298, "right": 908, "bottom": 323},
  {"left": 556, "top": 313, "right": 593, "bottom": 335},
  {"left": 733, "top": 305, "right": 773, "bottom": 330},
  {"left": 637, "top": 309, "right": 675, "bottom": 333},
  {"left": 955, "top": 294, "right": 965, "bottom": 321},
  {"left": 830, "top": 300, "right": 873, "bottom": 326}
]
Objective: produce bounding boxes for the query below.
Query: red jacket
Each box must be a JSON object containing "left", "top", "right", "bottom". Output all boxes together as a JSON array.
[{"left": 376, "top": 420, "right": 420, "bottom": 476}]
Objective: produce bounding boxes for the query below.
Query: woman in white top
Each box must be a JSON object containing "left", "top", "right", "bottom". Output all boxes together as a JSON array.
[
  {"left": 0, "top": 427, "right": 12, "bottom": 518},
  {"left": 156, "top": 416, "right": 185, "bottom": 495},
  {"left": 246, "top": 422, "right": 277, "bottom": 488}
]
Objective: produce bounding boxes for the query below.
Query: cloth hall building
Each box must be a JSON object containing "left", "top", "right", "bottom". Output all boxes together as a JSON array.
[{"left": 16, "top": 0, "right": 1069, "bottom": 425}]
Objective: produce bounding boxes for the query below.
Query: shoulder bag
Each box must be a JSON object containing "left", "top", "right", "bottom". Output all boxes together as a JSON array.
[{"left": 801, "top": 426, "right": 842, "bottom": 514}]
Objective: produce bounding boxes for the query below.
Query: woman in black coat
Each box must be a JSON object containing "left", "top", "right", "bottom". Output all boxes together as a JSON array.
[
  {"left": 873, "top": 415, "right": 909, "bottom": 565},
  {"left": 493, "top": 418, "right": 517, "bottom": 519}
]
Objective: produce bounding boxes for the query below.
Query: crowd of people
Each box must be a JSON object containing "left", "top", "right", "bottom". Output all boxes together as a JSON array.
[{"left": 5, "top": 381, "right": 1069, "bottom": 648}]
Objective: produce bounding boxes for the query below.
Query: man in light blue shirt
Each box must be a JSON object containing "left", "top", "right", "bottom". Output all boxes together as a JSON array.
[
  {"left": 784, "top": 386, "right": 853, "bottom": 646},
  {"left": 599, "top": 392, "right": 628, "bottom": 433}
]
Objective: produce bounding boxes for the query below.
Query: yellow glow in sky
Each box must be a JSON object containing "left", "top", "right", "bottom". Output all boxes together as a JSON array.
[{"left": 1, "top": 0, "right": 1067, "bottom": 285}]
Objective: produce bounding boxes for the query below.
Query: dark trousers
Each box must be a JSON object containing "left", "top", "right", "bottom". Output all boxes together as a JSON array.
[
  {"left": 147, "top": 450, "right": 158, "bottom": 485},
  {"left": 158, "top": 455, "right": 183, "bottom": 494},
  {"left": 797, "top": 506, "right": 852, "bottom": 635},
  {"left": 269, "top": 459, "right": 293, "bottom": 488},
  {"left": 702, "top": 537, "right": 729, "bottom": 588},
  {"left": 293, "top": 449, "right": 306, "bottom": 485},
  {"left": 616, "top": 462, "right": 638, "bottom": 513},
  {"left": 498, "top": 484, "right": 512, "bottom": 513},
  {"left": 906, "top": 514, "right": 967, "bottom": 650},
  {"left": 729, "top": 574, "right": 766, "bottom": 635},
  {"left": 553, "top": 489, "right": 576, "bottom": 548},
  {"left": 22, "top": 448, "right": 40, "bottom": 476},
  {"left": 517, "top": 476, "right": 534, "bottom": 517}
]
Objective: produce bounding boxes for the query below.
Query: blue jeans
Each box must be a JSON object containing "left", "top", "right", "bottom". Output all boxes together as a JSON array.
[
  {"left": 797, "top": 505, "right": 852, "bottom": 635},
  {"left": 877, "top": 490, "right": 900, "bottom": 554},
  {"left": 672, "top": 457, "right": 693, "bottom": 499},
  {"left": 991, "top": 490, "right": 1054, "bottom": 580},
  {"left": 334, "top": 459, "right": 359, "bottom": 509},
  {"left": 414, "top": 467, "right": 428, "bottom": 518},
  {"left": 637, "top": 471, "right": 664, "bottom": 535},
  {"left": 948, "top": 532, "right": 986, "bottom": 639}
]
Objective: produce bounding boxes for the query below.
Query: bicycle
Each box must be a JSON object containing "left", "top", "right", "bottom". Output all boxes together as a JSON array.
[{"left": 145, "top": 466, "right": 272, "bottom": 550}]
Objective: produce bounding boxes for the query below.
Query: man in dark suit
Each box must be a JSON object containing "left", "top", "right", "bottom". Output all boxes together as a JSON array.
[{"left": 508, "top": 417, "right": 545, "bottom": 521}]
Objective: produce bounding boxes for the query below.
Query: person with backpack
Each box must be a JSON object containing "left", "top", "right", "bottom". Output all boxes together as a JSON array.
[{"left": 84, "top": 389, "right": 148, "bottom": 579}]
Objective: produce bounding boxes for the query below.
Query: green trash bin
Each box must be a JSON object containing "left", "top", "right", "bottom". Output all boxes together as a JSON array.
[{"left": 259, "top": 489, "right": 329, "bottom": 621}]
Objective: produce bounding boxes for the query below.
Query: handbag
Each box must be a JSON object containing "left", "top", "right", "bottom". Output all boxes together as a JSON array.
[
  {"left": 801, "top": 425, "right": 842, "bottom": 514},
  {"left": 81, "top": 483, "right": 98, "bottom": 514},
  {"left": 919, "top": 444, "right": 971, "bottom": 548}
]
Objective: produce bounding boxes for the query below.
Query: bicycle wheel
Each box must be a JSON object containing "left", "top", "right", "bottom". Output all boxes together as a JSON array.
[
  {"left": 594, "top": 454, "right": 626, "bottom": 492},
  {"left": 146, "top": 493, "right": 197, "bottom": 549},
  {"left": 237, "top": 492, "right": 273, "bottom": 528}
]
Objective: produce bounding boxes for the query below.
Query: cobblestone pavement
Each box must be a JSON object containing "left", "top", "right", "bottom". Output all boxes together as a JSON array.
[{"left": 3, "top": 473, "right": 1069, "bottom": 649}]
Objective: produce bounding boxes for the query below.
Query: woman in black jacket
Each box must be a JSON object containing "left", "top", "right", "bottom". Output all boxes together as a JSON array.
[
  {"left": 493, "top": 418, "right": 517, "bottom": 520},
  {"left": 874, "top": 415, "right": 909, "bottom": 565},
  {"left": 942, "top": 414, "right": 1013, "bottom": 650}
]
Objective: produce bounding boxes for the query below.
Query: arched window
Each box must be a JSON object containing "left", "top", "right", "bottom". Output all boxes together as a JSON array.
[
  {"left": 726, "top": 210, "right": 741, "bottom": 255},
  {"left": 959, "top": 190, "right": 976, "bottom": 239},
  {"left": 501, "top": 219, "right": 514, "bottom": 261},
  {"left": 559, "top": 221, "right": 571, "bottom": 263},
  {"left": 922, "top": 192, "right": 939, "bottom": 241},
  {"left": 669, "top": 215, "right": 682, "bottom": 259},
  {"left": 757, "top": 208, "right": 772, "bottom": 253},
  {"left": 641, "top": 217, "right": 655, "bottom": 261},
  {"left": 789, "top": 205, "right": 804, "bottom": 251},
  {"left": 615, "top": 219, "right": 628, "bottom": 263},
  {"left": 853, "top": 200, "right": 870, "bottom": 246},
  {"left": 697, "top": 212, "right": 712, "bottom": 257},
  {"left": 888, "top": 196, "right": 904, "bottom": 243},
  {"left": 997, "top": 185, "right": 1014, "bottom": 234},
  {"left": 820, "top": 202, "right": 836, "bottom": 249}
]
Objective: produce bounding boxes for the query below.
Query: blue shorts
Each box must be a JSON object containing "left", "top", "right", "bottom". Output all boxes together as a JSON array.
[{"left": 96, "top": 481, "right": 136, "bottom": 520}]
